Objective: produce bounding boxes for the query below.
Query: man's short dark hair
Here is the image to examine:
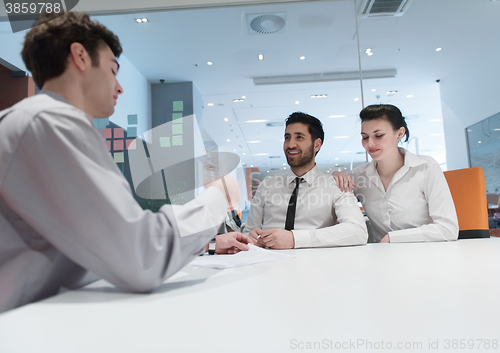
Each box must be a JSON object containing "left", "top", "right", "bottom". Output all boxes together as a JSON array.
[
  {"left": 22, "top": 12, "right": 122, "bottom": 88},
  {"left": 285, "top": 112, "right": 325, "bottom": 153}
]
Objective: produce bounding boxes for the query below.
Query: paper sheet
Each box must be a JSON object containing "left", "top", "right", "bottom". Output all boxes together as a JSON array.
[{"left": 189, "top": 244, "right": 295, "bottom": 269}]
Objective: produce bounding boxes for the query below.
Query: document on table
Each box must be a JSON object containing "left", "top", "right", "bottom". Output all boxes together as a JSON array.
[{"left": 190, "top": 244, "right": 295, "bottom": 269}]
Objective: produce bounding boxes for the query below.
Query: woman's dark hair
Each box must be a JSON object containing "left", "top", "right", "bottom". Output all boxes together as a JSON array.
[
  {"left": 22, "top": 11, "right": 122, "bottom": 88},
  {"left": 359, "top": 104, "right": 410, "bottom": 142}
]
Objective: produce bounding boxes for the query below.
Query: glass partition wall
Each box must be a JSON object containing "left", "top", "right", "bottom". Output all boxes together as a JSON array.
[{"left": 89, "top": 0, "right": 500, "bottom": 202}]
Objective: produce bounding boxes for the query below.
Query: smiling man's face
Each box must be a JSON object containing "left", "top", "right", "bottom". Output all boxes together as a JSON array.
[{"left": 283, "top": 122, "right": 318, "bottom": 172}]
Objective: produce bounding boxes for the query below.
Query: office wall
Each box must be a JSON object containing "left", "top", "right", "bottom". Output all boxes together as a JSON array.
[
  {"left": 0, "top": 64, "right": 35, "bottom": 110},
  {"left": 0, "top": 23, "right": 26, "bottom": 71},
  {"left": 440, "top": 34, "right": 500, "bottom": 170},
  {"left": 109, "top": 55, "right": 151, "bottom": 136}
]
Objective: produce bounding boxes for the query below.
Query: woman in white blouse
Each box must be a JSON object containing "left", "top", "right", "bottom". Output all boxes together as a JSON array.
[{"left": 334, "top": 104, "right": 459, "bottom": 243}]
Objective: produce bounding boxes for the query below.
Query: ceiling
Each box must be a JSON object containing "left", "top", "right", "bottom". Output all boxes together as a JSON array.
[{"left": 3, "top": 0, "right": 499, "bottom": 175}]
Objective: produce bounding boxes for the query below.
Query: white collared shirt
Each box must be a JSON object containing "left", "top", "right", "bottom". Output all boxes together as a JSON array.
[
  {"left": 0, "top": 91, "right": 227, "bottom": 313},
  {"left": 243, "top": 166, "right": 367, "bottom": 248},
  {"left": 350, "top": 148, "right": 459, "bottom": 243}
]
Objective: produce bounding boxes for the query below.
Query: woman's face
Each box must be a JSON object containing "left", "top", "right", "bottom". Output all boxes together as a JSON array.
[{"left": 361, "top": 117, "right": 404, "bottom": 161}]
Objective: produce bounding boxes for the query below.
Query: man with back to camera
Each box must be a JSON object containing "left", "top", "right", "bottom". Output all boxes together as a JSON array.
[
  {"left": 0, "top": 12, "right": 250, "bottom": 313},
  {"left": 243, "top": 112, "right": 367, "bottom": 249}
]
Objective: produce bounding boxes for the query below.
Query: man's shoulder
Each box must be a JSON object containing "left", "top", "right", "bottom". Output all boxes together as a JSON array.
[
  {"left": 9, "top": 93, "right": 77, "bottom": 117},
  {"left": 310, "top": 171, "right": 339, "bottom": 191},
  {"left": 1, "top": 93, "right": 90, "bottom": 136}
]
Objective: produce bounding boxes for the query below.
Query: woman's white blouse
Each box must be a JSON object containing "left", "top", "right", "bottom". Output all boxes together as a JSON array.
[{"left": 350, "top": 148, "right": 459, "bottom": 243}]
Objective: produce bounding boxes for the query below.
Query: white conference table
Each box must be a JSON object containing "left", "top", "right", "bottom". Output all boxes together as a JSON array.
[{"left": 1, "top": 238, "right": 500, "bottom": 353}]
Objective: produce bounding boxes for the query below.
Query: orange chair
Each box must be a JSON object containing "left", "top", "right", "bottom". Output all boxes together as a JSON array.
[{"left": 444, "top": 167, "right": 489, "bottom": 239}]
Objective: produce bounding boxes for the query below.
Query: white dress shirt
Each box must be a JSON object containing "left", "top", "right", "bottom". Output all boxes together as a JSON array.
[
  {"left": 0, "top": 91, "right": 227, "bottom": 313},
  {"left": 243, "top": 166, "right": 367, "bottom": 248},
  {"left": 350, "top": 148, "right": 459, "bottom": 243}
]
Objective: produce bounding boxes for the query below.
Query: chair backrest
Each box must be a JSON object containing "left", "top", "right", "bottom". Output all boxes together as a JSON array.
[{"left": 443, "top": 167, "right": 489, "bottom": 239}]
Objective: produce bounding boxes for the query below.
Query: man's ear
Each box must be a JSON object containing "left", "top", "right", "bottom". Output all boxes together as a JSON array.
[
  {"left": 68, "top": 42, "right": 89, "bottom": 72},
  {"left": 314, "top": 138, "right": 322, "bottom": 154}
]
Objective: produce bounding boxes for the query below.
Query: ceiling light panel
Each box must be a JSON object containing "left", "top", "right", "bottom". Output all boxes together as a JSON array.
[{"left": 253, "top": 69, "right": 397, "bottom": 85}]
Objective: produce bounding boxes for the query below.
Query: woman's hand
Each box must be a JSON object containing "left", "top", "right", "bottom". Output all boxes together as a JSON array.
[{"left": 333, "top": 171, "right": 356, "bottom": 192}]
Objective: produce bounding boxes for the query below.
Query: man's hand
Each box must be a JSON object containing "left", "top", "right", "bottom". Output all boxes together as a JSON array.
[
  {"left": 215, "top": 232, "right": 251, "bottom": 254},
  {"left": 248, "top": 228, "right": 266, "bottom": 248},
  {"left": 206, "top": 176, "right": 240, "bottom": 211},
  {"left": 260, "top": 228, "right": 295, "bottom": 249},
  {"left": 333, "top": 171, "right": 356, "bottom": 192},
  {"left": 380, "top": 234, "right": 390, "bottom": 243}
]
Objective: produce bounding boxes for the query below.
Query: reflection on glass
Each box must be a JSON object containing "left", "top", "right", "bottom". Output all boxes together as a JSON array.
[{"left": 467, "top": 112, "right": 500, "bottom": 194}]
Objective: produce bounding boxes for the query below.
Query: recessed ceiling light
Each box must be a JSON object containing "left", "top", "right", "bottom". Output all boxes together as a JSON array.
[
  {"left": 135, "top": 18, "right": 148, "bottom": 23},
  {"left": 242, "top": 96, "right": 246, "bottom": 99},
  {"left": 283, "top": 163, "right": 286, "bottom": 165},
  {"left": 207, "top": 61, "right": 213, "bottom": 65},
  {"left": 371, "top": 89, "right": 376, "bottom": 92},
  {"left": 247, "top": 141, "right": 261, "bottom": 143},
  {"left": 299, "top": 56, "right": 306, "bottom": 60},
  {"left": 253, "top": 153, "right": 269, "bottom": 156},
  {"left": 233, "top": 99, "right": 244, "bottom": 102},
  {"left": 335, "top": 158, "right": 339, "bottom": 160},
  {"left": 494, "top": 128, "right": 500, "bottom": 131},
  {"left": 329, "top": 115, "right": 345, "bottom": 118},
  {"left": 311, "top": 94, "right": 327, "bottom": 98},
  {"left": 243, "top": 153, "right": 246, "bottom": 155},
  {"left": 354, "top": 98, "right": 359, "bottom": 101},
  {"left": 386, "top": 90, "right": 398, "bottom": 95},
  {"left": 295, "top": 101, "right": 300, "bottom": 104},
  {"left": 334, "top": 136, "right": 349, "bottom": 139},
  {"left": 207, "top": 103, "right": 214, "bottom": 107},
  {"left": 436, "top": 48, "right": 442, "bottom": 52},
  {"left": 224, "top": 118, "right": 229, "bottom": 122},
  {"left": 284, "top": 167, "right": 286, "bottom": 169},
  {"left": 258, "top": 54, "right": 264, "bottom": 61},
  {"left": 251, "top": 165, "right": 253, "bottom": 167},
  {"left": 142, "top": 18, "right": 148, "bottom": 22},
  {"left": 478, "top": 141, "right": 482, "bottom": 143},
  {"left": 246, "top": 120, "right": 267, "bottom": 123},
  {"left": 407, "top": 95, "right": 414, "bottom": 98},
  {"left": 267, "top": 171, "right": 269, "bottom": 173},
  {"left": 227, "top": 139, "right": 230, "bottom": 142}
]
